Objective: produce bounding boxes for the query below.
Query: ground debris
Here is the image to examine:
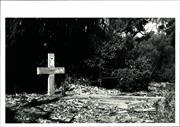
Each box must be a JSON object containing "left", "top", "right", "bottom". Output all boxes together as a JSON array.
[{"left": 6, "top": 82, "right": 171, "bottom": 123}]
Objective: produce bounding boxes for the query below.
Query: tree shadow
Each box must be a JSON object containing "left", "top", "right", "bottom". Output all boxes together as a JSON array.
[
  {"left": 23, "top": 97, "right": 60, "bottom": 107},
  {"left": 6, "top": 95, "right": 75, "bottom": 123},
  {"left": 6, "top": 107, "right": 19, "bottom": 123}
]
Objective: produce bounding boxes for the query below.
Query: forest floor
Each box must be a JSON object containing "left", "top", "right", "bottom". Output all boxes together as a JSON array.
[{"left": 6, "top": 82, "right": 174, "bottom": 123}]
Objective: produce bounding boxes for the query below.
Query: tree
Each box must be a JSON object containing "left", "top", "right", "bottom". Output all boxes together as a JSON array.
[
  {"left": 6, "top": 18, "right": 105, "bottom": 93},
  {"left": 84, "top": 18, "right": 175, "bottom": 91},
  {"left": 6, "top": 18, "right": 175, "bottom": 93}
]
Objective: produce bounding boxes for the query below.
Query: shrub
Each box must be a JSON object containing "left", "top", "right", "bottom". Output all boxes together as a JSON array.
[
  {"left": 153, "top": 85, "right": 175, "bottom": 123},
  {"left": 112, "top": 68, "right": 151, "bottom": 92},
  {"left": 111, "top": 56, "right": 152, "bottom": 92}
]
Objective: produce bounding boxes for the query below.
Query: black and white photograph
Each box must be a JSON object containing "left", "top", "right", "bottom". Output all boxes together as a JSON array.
[
  {"left": 5, "top": 17, "right": 176, "bottom": 123},
  {"left": 1, "top": 1, "right": 180, "bottom": 126}
]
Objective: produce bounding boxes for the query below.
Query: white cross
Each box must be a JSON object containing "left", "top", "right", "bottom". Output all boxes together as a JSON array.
[{"left": 37, "top": 53, "right": 65, "bottom": 95}]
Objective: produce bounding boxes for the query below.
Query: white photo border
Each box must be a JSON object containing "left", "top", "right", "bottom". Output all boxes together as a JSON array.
[{"left": 1, "top": 1, "right": 180, "bottom": 127}]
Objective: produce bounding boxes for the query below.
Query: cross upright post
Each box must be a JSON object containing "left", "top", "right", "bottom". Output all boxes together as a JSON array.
[{"left": 37, "top": 53, "right": 65, "bottom": 95}]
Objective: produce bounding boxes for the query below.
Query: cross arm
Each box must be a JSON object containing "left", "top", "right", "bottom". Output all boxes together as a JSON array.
[{"left": 37, "top": 67, "right": 65, "bottom": 75}]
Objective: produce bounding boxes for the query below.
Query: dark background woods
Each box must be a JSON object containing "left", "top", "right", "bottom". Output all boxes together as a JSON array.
[{"left": 6, "top": 18, "right": 175, "bottom": 94}]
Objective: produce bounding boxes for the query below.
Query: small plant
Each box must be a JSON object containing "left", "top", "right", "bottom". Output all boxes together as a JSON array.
[{"left": 153, "top": 84, "right": 175, "bottom": 123}]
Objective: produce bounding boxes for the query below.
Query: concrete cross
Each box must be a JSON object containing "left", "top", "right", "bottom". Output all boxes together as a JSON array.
[{"left": 37, "top": 53, "right": 65, "bottom": 95}]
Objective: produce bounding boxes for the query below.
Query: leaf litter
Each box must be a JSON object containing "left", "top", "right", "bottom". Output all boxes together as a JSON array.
[{"left": 6, "top": 82, "right": 166, "bottom": 123}]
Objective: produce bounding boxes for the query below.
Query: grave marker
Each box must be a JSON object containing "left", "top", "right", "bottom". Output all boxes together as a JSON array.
[{"left": 37, "top": 53, "right": 65, "bottom": 95}]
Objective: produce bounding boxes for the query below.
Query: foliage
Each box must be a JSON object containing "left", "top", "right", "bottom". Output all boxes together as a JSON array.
[
  {"left": 6, "top": 18, "right": 175, "bottom": 93},
  {"left": 152, "top": 83, "right": 175, "bottom": 123},
  {"left": 84, "top": 18, "right": 175, "bottom": 91},
  {"left": 112, "top": 56, "right": 152, "bottom": 91}
]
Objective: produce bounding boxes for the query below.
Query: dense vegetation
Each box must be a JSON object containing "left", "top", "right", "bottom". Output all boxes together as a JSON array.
[{"left": 6, "top": 18, "right": 175, "bottom": 93}]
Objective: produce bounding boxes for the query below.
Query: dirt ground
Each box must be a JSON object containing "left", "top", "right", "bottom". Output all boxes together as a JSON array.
[{"left": 5, "top": 82, "right": 171, "bottom": 123}]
